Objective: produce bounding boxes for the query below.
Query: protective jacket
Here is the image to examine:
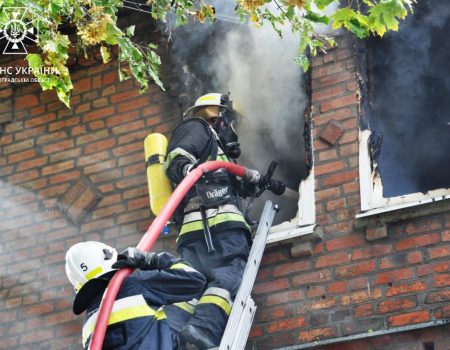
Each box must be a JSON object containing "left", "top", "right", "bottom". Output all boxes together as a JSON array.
[
  {"left": 164, "top": 118, "right": 250, "bottom": 247},
  {"left": 81, "top": 253, "right": 206, "bottom": 350}
]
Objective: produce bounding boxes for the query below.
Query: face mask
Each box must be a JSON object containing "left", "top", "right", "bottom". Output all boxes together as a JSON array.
[{"left": 215, "top": 110, "right": 241, "bottom": 159}]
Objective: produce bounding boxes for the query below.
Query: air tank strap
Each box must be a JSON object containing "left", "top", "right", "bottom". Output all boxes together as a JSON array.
[{"left": 146, "top": 154, "right": 165, "bottom": 167}]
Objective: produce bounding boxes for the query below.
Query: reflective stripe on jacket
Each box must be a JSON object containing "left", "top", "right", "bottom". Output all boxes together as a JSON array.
[
  {"left": 165, "top": 119, "right": 250, "bottom": 246},
  {"left": 81, "top": 253, "right": 206, "bottom": 350}
]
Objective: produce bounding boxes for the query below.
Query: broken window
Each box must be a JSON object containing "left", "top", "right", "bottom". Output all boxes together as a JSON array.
[
  {"left": 168, "top": 3, "right": 315, "bottom": 238},
  {"left": 359, "top": 0, "right": 450, "bottom": 212}
]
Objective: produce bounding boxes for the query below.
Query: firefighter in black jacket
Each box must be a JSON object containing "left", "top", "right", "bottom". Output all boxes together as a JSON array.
[
  {"left": 165, "top": 93, "right": 285, "bottom": 348},
  {"left": 65, "top": 241, "right": 206, "bottom": 349}
]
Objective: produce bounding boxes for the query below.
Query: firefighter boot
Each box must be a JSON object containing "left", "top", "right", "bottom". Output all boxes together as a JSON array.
[{"left": 181, "top": 324, "right": 216, "bottom": 350}]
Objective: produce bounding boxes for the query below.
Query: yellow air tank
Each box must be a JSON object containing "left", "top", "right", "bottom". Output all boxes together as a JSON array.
[{"left": 144, "top": 133, "right": 173, "bottom": 216}]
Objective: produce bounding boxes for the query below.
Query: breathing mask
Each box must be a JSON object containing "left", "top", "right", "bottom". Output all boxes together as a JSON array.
[{"left": 215, "top": 94, "right": 241, "bottom": 159}]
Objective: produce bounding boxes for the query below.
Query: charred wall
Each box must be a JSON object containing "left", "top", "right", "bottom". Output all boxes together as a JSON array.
[{"left": 364, "top": 0, "right": 450, "bottom": 197}]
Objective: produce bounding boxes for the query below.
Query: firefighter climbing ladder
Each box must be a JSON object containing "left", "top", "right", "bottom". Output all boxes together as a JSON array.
[{"left": 211, "top": 200, "right": 278, "bottom": 350}]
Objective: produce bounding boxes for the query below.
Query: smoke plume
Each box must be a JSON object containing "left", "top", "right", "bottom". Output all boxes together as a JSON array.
[
  {"left": 168, "top": 2, "right": 310, "bottom": 223},
  {"left": 368, "top": 0, "right": 450, "bottom": 197}
]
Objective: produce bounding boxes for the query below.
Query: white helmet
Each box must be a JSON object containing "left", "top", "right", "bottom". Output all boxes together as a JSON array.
[
  {"left": 183, "top": 93, "right": 230, "bottom": 118},
  {"left": 65, "top": 241, "right": 118, "bottom": 314}
]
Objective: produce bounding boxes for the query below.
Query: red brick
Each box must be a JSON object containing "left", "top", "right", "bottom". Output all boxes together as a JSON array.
[
  {"left": 425, "top": 290, "right": 450, "bottom": 303},
  {"left": 335, "top": 261, "right": 376, "bottom": 278},
  {"left": 315, "top": 160, "right": 347, "bottom": 176},
  {"left": 312, "top": 61, "right": 346, "bottom": 79},
  {"left": 3, "top": 139, "right": 34, "bottom": 154},
  {"left": 380, "top": 251, "right": 422, "bottom": 269},
  {"left": 83, "top": 106, "right": 115, "bottom": 122},
  {"left": 77, "top": 151, "right": 110, "bottom": 166},
  {"left": 432, "top": 274, "right": 450, "bottom": 288},
  {"left": 388, "top": 311, "right": 430, "bottom": 327},
  {"left": 76, "top": 130, "right": 108, "bottom": 145},
  {"left": 112, "top": 120, "right": 146, "bottom": 137},
  {"left": 339, "top": 129, "right": 358, "bottom": 144},
  {"left": 396, "top": 234, "right": 440, "bottom": 250},
  {"left": 253, "top": 278, "right": 289, "bottom": 295},
  {"left": 352, "top": 243, "right": 392, "bottom": 260},
  {"left": 325, "top": 234, "right": 364, "bottom": 251},
  {"left": 117, "top": 96, "right": 151, "bottom": 113},
  {"left": 8, "top": 149, "right": 36, "bottom": 164},
  {"left": 292, "top": 269, "right": 332, "bottom": 286},
  {"left": 405, "top": 218, "right": 442, "bottom": 235},
  {"left": 124, "top": 163, "right": 145, "bottom": 177},
  {"left": 298, "top": 327, "right": 337, "bottom": 342},
  {"left": 327, "top": 281, "right": 347, "bottom": 294},
  {"left": 267, "top": 317, "right": 306, "bottom": 334},
  {"left": 312, "top": 85, "right": 346, "bottom": 102},
  {"left": 341, "top": 288, "right": 382, "bottom": 305},
  {"left": 49, "top": 171, "right": 81, "bottom": 184},
  {"left": 322, "top": 169, "right": 359, "bottom": 187},
  {"left": 317, "top": 149, "right": 338, "bottom": 162},
  {"left": 112, "top": 141, "right": 142, "bottom": 157},
  {"left": 272, "top": 259, "right": 311, "bottom": 277},
  {"left": 249, "top": 326, "right": 264, "bottom": 338},
  {"left": 315, "top": 251, "right": 350, "bottom": 268},
  {"left": 84, "top": 138, "right": 117, "bottom": 155},
  {"left": 84, "top": 159, "right": 117, "bottom": 175},
  {"left": 36, "top": 131, "right": 68, "bottom": 145},
  {"left": 353, "top": 303, "right": 374, "bottom": 318},
  {"left": 378, "top": 297, "right": 417, "bottom": 313},
  {"left": 110, "top": 89, "right": 141, "bottom": 103},
  {"left": 92, "top": 204, "right": 125, "bottom": 219},
  {"left": 107, "top": 110, "right": 140, "bottom": 127},
  {"left": 326, "top": 198, "right": 346, "bottom": 211},
  {"left": 374, "top": 268, "right": 415, "bottom": 285},
  {"left": 16, "top": 94, "right": 39, "bottom": 109},
  {"left": 25, "top": 113, "right": 56, "bottom": 128},
  {"left": 320, "top": 94, "right": 358, "bottom": 113},
  {"left": 306, "top": 285, "right": 326, "bottom": 298},
  {"left": 103, "top": 71, "right": 118, "bottom": 85},
  {"left": 48, "top": 117, "right": 81, "bottom": 132},
  {"left": 433, "top": 304, "right": 450, "bottom": 319},
  {"left": 386, "top": 281, "right": 427, "bottom": 297},
  {"left": 365, "top": 225, "right": 388, "bottom": 241},
  {"left": 73, "top": 77, "right": 91, "bottom": 93},
  {"left": 42, "top": 161, "right": 74, "bottom": 176},
  {"left": 428, "top": 244, "right": 450, "bottom": 259},
  {"left": 315, "top": 187, "right": 341, "bottom": 202},
  {"left": 417, "top": 261, "right": 450, "bottom": 276},
  {"left": 8, "top": 170, "right": 39, "bottom": 184},
  {"left": 42, "top": 140, "right": 74, "bottom": 154}
]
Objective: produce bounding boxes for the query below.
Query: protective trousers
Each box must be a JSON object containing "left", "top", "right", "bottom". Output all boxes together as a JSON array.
[{"left": 177, "top": 229, "right": 250, "bottom": 346}]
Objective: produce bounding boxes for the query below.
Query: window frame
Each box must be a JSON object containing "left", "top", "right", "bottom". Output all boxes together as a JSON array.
[{"left": 358, "top": 129, "right": 450, "bottom": 217}]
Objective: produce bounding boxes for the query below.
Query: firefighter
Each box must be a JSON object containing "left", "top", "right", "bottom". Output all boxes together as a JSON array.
[
  {"left": 65, "top": 241, "right": 206, "bottom": 349},
  {"left": 165, "top": 92, "right": 285, "bottom": 348}
]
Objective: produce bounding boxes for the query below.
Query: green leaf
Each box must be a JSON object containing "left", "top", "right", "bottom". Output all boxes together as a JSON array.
[
  {"left": 126, "top": 25, "right": 135, "bottom": 37},
  {"left": 314, "top": 0, "right": 336, "bottom": 10},
  {"left": 26, "top": 54, "right": 43, "bottom": 70},
  {"left": 100, "top": 46, "right": 110, "bottom": 63},
  {"left": 368, "top": 0, "right": 408, "bottom": 36},
  {"left": 305, "top": 10, "right": 329, "bottom": 24}
]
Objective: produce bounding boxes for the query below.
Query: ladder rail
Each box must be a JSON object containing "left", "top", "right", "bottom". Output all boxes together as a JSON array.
[{"left": 217, "top": 201, "right": 277, "bottom": 350}]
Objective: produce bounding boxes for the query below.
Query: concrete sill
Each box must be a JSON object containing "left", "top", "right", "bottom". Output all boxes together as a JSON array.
[
  {"left": 354, "top": 196, "right": 450, "bottom": 228},
  {"left": 267, "top": 224, "right": 317, "bottom": 244}
]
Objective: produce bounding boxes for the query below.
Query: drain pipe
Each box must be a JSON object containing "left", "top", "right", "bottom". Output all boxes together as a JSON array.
[{"left": 88, "top": 161, "right": 246, "bottom": 350}]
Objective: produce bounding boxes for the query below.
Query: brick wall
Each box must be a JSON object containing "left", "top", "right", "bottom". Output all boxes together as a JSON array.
[
  {"left": 247, "top": 36, "right": 450, "bottom": 349},
  {"left": 0, "top": 16, "right": 181, "bottom": 349},
  {"left": 0, "top": 24, "right": 449, "bottom": 350}
]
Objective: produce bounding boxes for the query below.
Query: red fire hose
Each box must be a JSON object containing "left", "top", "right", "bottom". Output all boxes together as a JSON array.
[{"left": 89, "top": 161, "right": 246, "bottom": 350}]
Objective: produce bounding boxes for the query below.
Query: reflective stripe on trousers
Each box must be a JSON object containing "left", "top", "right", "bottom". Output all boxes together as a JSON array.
[
  {"left": 82, "top": 295, "right": 166, "bottom": 347},
  {"left": 198, "top": 287, "right": 233, "bottom": 316}
]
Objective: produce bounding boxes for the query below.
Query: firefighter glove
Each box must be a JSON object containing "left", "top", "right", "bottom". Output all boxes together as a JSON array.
[
  {"left": 112, "top": 248, "right": 158, "bottom": 270},
  {"left": 243, "top": 168, "right": 261, "bottom": 184},
  {"left": 269, "top": 180, "right": 286, "bottom": 196}
]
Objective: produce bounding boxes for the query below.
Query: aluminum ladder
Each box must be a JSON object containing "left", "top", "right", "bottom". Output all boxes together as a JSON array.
[{"left": 210, "top": 201, "right": 278, "bottom": 350}]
